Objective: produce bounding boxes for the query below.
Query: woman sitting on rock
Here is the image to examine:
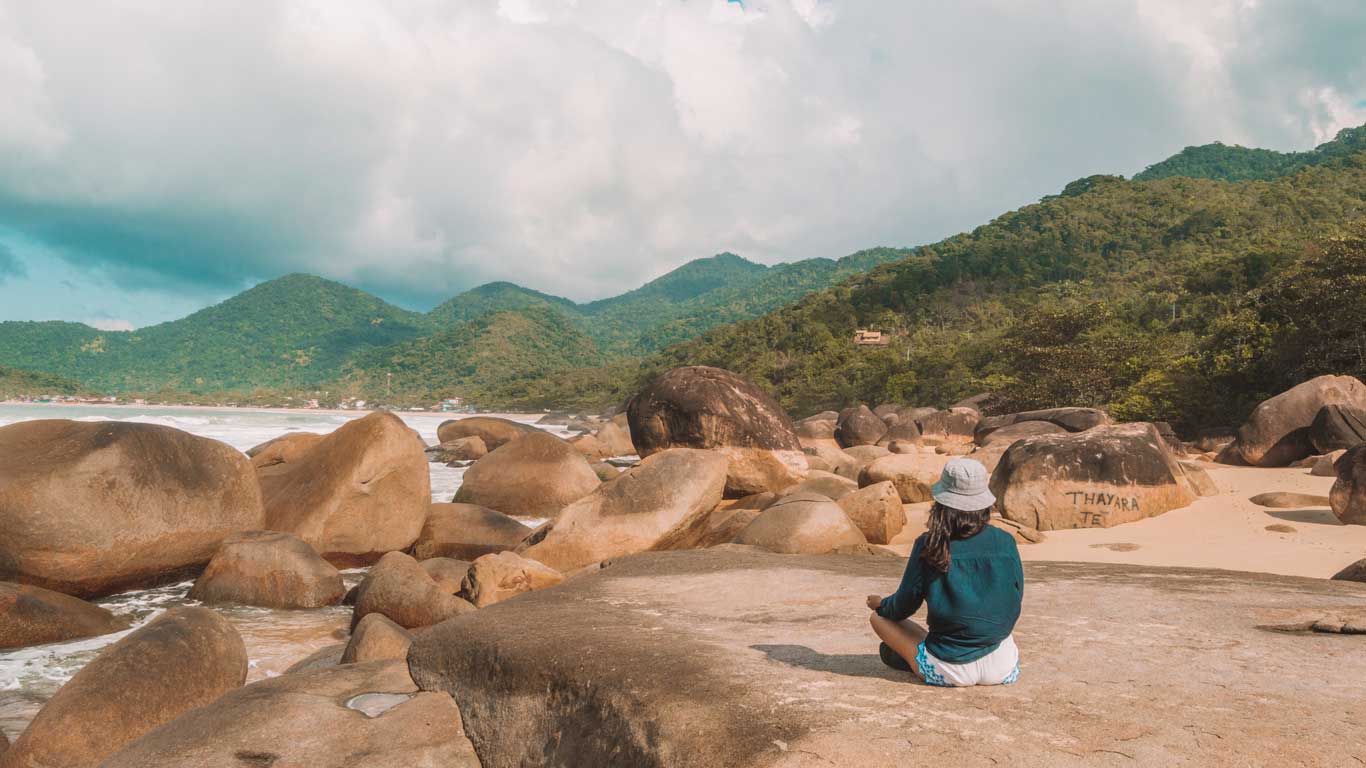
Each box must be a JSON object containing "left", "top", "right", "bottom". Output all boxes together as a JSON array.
[{"left": 866, "top": 457, "right": 1023, "bottom": 686}]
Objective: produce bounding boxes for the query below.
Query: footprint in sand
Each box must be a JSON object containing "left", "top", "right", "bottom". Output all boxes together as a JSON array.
[
  {"left": 1264, "top": 524, "right": 1297, "bottom": 533},
  {"left": 1089, "top": 543, "right": 1140, "bottom": 552}
]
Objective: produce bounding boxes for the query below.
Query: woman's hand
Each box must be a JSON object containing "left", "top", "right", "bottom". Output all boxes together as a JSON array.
[{"left": 865, "top": 594, "right": 882, "bottom": 611}]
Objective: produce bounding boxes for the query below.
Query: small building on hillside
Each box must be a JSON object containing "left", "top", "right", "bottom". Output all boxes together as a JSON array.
[{"left": 853, "top": 329, "right": 891, "bottom": 346}]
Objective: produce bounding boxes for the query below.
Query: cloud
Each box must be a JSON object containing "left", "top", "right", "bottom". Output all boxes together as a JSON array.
[
  {"left": 86, "top": 318, "right": 134, "bottom": 332},
  {"left": 0, "top": 241, "right": 24, "bottom": 281},
  {"left": 0, "top": 0, "right": 1362, "bottom": 310}
]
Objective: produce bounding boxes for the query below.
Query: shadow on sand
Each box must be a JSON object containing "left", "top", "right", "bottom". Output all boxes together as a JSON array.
[
  {"left": 1264, "top": 508, "right": 1342, "bottom": 526},
  {"left": 750, "top": 644, "right": 914, "bottom": 682}
]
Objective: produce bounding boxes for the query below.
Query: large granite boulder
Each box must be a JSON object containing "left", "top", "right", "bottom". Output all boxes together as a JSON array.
[
  {"left": 436, "top": 416, "right": 538, "bottom": 450},
  {"left": 915, "top": 407, "right": 980, "bottom": 442},
  {"left": 1330, "top": 445, "right": 1366, "bottom": 525},
  {"left": 0, "top": 582, "right": 124, "bottom": 650},
  {"left": 453, "top": 432, "right": 600, "bottom": 519},
  {"left": 261, "top": 411, "right": 429, "bottom": 566},
  {"left": 410, "top": 552, "right": 1366, "bottom": 766},
  {"left": 836, "top": 481, "right": 905, "bottom": 545},
  {"left": 341, "top": 613, "right": 413, "bottom": 664},
  {"left": 351, "top": 552, "right": 475, "bottom": 630},
  {"left": 834, "top": 405, "right": 887, "bottom": 448},
  {"left": 247, "top": 431, "right": 325, "bottom": 469},
  {"left": 1310, "top": 404, "right": 1366, "bottom": 454},
  {"left": 0, "top": 419, "right": 264, "bottom": 598},
  {"left": 858, "top": 453, "right": 951, "bottom": 504},
  {"left": 0, "top": 607, "right": 245, "bottom": 768},
  {"left": 627, "top": 366, "right": 807, "bottom": 495},
  {"left": 459, "top": 552, "right": 564, "bottom": 608},
  {"left": 1233, "top": 375, "right": 1366, "bottom": 466},
  {"left": 188, "top": 530, "right": 344, "bottom": 609},
  {"left": 991, "top": 423, "right": 1199, "bottom": 530},
  {"left": 735, "top": 492, "right": 867, "bottom": 554},
  {"left": 519, "top": 448, "right": 728, "bottom": 571},
  {"left": 100, "top": 660, "right": 480, "bottom": 768},
  {"left": 412, "top": 503, "right": 531, "bottom": 561}
]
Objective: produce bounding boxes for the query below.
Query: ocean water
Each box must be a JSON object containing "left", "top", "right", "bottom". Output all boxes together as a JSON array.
[{"left": 0, "top": 403, "right": 569, "bottom": 740}]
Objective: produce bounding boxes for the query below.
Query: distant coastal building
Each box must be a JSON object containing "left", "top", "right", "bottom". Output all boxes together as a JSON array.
[{"left": 853, "top": 329, "right": 890, "bottom": 346}]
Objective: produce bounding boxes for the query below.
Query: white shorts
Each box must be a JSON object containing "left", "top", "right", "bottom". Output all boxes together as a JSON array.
[{"left": 916, "top": 634, "right": 1020, "bottom": 687}]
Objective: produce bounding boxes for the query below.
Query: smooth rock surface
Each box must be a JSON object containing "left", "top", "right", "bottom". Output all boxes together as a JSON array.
[
  {"left": 836, "top": 482, "right": 905, "bottom": 545},
  {"left": 519, "top": 448, "right": 728, "bottom": 572},
  {"left": 412, "top": 503, "right": 531, "bottom": 561},
  {"left": 188, "top": 531, "right": 344, "bottom": 609},
  {"left": 248, "top": 432, "right": 325, "bottom": 469},
  {"left": 1235, "top": 375, "right": 1366, "bottom": 466},
  {"left": 0, "top": 582, "right": 124, "bottom": 650},
  {"left": 974, "top": 407, "right": 1111, "bottom": 443},
  {"left": 100, "top": 660, "right": 479, "bottom": 768},
  {"left": 735, "top": 492, "right": 867, "bottom": 554},
  {"left": 341, "top": 613, "right": 413, "bottom": 664},
  {"left": 410, "top": 551, "right": 1366, "bottom": 767},
  {"left": 419, "top": 557, "right": 472, "bottom": 594},
  {"left": 351, "top": 552, "right": 475, "bottom": 630},
  {"left": 834, "top": 405, "right": 886, "bottom": 448},
  {"left": 436, "top": 416, "right": 538, "bottom": 449},
  {"left": 0, "top": 607, "right": 246, "bottom": 768},
  {"left": 1310, "top": 403, "right": 1366, "bottom": 454},
  {"left": 261, "top": 411, "right": 430, "bottom": 565},
  {"left": 453, "top": 432, "right": 600, "bottom": 519},
  {"left": 459, "top": 551, "right": 564, "bottom": 608},
  {"left": 858, "top": 453, "right": 950, "bottom": 504},
  {"left": 914, "top": 407, "right": 980, "bottom": 442}
]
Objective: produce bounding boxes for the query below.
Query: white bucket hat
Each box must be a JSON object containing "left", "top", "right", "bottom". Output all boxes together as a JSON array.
[{"left": 931, "top": 457, "right": 996, "bottom": 511}]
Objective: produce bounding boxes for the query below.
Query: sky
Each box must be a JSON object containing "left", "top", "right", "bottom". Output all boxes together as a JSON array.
[{"left": 0, "top": 0, "right": 1364, "bottom": 329}]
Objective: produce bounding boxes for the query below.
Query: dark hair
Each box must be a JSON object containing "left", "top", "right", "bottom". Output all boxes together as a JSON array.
[{"left": 921, "top": 502, "right": 992, "bottom": 573}]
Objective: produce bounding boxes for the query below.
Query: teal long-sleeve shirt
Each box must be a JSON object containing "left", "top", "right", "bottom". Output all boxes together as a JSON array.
[{"left": 877, "top": 525, "right": 1023, "bottom": 664}]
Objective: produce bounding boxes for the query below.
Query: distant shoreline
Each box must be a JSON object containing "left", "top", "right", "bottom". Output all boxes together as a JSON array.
[{"left": 0, "top": 400, "right": 544, "bottom": 420}]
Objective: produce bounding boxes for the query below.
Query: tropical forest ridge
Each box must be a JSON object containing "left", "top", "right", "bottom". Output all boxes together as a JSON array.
[{"left": 2, "top": 125, "right": 1365, "bottom": 437}]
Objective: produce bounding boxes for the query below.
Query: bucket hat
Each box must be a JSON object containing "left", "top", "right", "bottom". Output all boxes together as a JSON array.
[{"left": 930, "top": 457, "right": 996, "bottom": 511}]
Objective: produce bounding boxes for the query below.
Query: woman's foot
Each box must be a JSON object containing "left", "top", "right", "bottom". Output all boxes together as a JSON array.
[{"left": 879, "top": 642, "right": 913, "bottom": 672}]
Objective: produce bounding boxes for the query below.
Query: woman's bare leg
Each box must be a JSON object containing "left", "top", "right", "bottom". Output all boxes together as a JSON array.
[{"left": 870, "top": 613, "right": 928, "bottom": 677}]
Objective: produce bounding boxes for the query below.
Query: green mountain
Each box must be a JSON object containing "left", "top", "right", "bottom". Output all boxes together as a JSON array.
[
  {"left": 427, "top": 281, "right": 578, "bottom": 326},
  {"left": 1133, "top": 125, "right": 1366, "bottom": 182},
  {"left": 0, "top": 274, "right": 434, "bottom": 392},
  {"left": 0, "top": 365, "right": 84, "bottom": 398},
  {"left": 342, "top": 306, "right": 604, "bottom": 403},
  {"left": 503, "top": 142, "right": 1366, "bottom": 432}
]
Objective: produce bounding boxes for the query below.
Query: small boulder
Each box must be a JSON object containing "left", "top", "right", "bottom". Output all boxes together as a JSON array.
[
  {"left": 0, "top": 582, "right": 124, "bottom": 650},
  {"left": 460, "top": 552, "right": 564, "bottom": 608},
  {"left": 991, "top": 423, "right": 1199, "bottom": 531},
  {"left": 835, "top": 405, "right": 887, "bottom": 448},
  {"left": 778, "top": 470, "right": 858, "bottom": 500},
  {"left": 1330, "top": 445, "right": 1366, "bottom": 525},
  {"left": 736, "top": 492, "right": 868, "bottom": 554},
  {"left": 351, "top": 552, "right": 475, "bottom": 630},
  {"left": 803, "top": 444, "right": 863, "bottom": 481},
  {"left": 916, "top": 407, "right": 980, "bottom": 442},
  {"left": 796, "top": 419, "right": 836, "bottom": 440},
  {"left": 1310, "top": 404, "right": 1366, "bottom": 454},
  {"left": 877, "top": 421, "right": 922, "bottom": 446},
  {"left": 844, "top": 445, "right": 891, "bottom": 464},
  {"left": 837, "top": 481, "right": 906, "bottom": 545},
  {"left": 261, "top": 411, "right": 430, "bottom": 566},
  {"left": 569, "top": 433, "right": 611, "bottom": 461},
  {"left": 595, "top": 420, "right": 637, "bottom": 456},
  {"left": 248, "top": 432, "right": 325, "bottom": 469},
  {"left": 627, "top": 366, "right": 807, "bottom": 495},
  {"left": 419, "top": 557, "right": 472, "bottom": 594},
  {"left": 0, "top": 419, "right": 264, "bottom": 598},
  {"left": 341, "top": 613, "right": 413, "bottom": 664},
  {"left": 453, "top": 432, "right": 600, "bottom": 519},
  {"left": 412, "top": 503, "right": 531, "bottom": 561},
  {"left": 0, "top": 607, "right": 246, "bottom": 768},
  {"left": 519, "top": 449, "right": 729, "bottom": 572},
  {"left": 427, "top": 436, "right": 488, "bottom": 463},
  {"left": 1234, "top": 375, "right": 1366, "bottom": 466},
  {"left": 188, "top": 531, "right": 344, "bottom": 609},
  {"left": 99, "top": 661, "right": 480, "bottom": 768},
  {"left": 1312, "top": 450, "right": 1347, "bottom": 477},
  {"left": 1332, "top": 558, "right": 1366, "bottom": 583},
  {"left": 859, "top": 453, "right": 952, "bottom": 503},
  {"left": 437, "top": 416, "right": 538, "bottom": 449}
]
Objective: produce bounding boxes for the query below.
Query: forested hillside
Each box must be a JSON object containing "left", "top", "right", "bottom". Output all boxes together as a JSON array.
[
  {"left": 498, "top": 149, "right": 1366, "bottom": 433},
  {"left": 1133, "top": 125, "right": 1366, "bottom": 182},
  {"left": 0, "top": 365, "right": 85, "bottom": 398}
]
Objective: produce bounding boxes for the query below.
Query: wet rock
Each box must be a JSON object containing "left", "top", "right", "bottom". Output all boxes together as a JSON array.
[
  {"left": 1233, "top": 375, "right": 1366, "bottom": 466},
  {"left": 100, "top": 660, "right": 480, "bottom": 768},
  {"left": 454, "top": 432, "right": 600, "bottom": 519},
  {"left": 419, "top": 557, "right": 472, "bottom": 594},
  {"left": 351, "top": 552, "right": 475, "bottom": 631},
  {"left": 859, "top": 453, "right": 951, "bottom": 504},
  {"left": 436, "top": 416, "right": 538, "bottom": 450},
  {"left": 735, "top": 492, "right": 867, "bottom": 554},
  {"left": 0, "top": 607, "right": 246, "bottom": 768},
  {"left": 248, "top": 431, "right": 325, "bottom": 469},
  {"left": 836, "top": 481, "right": 905, "bottom": 545},
  {"left": 188, "top": 530, "right": 343, "bottom": 609},
  {"left": 628, "top": 366, "right": 807, "bottom": 495},
  {"left": 0, "top": 419, "right": 264, "bottom": 598},
  {"left": 0, "top": 582, "right": 124, "bottom": 650},
  {"left": 412, "top": 503, "right": 531, "bottom": 561},
  {"left": 341, "top": 614, "right": 413, "bottom": 664},
  {"left": 519, "top": 449, "right": 728, "bottom": 572},
  {"left": 460, "top": 552, "right": 564, "bottom": 608},
  {"left": 1330, "top": 445, "right": 1366, "bottom": 525},
  {"left": 991, "top": 423, "right": 1199, "bottom": 530},
  {"left": 261, "top": 411, "right": 429, "bottom": 566},
  {"left": 834, "top": 405, "right": 886, "bottom": 448},
  {"left": 1309, "top": 403, "right": 1366, "bottom": 454}
]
